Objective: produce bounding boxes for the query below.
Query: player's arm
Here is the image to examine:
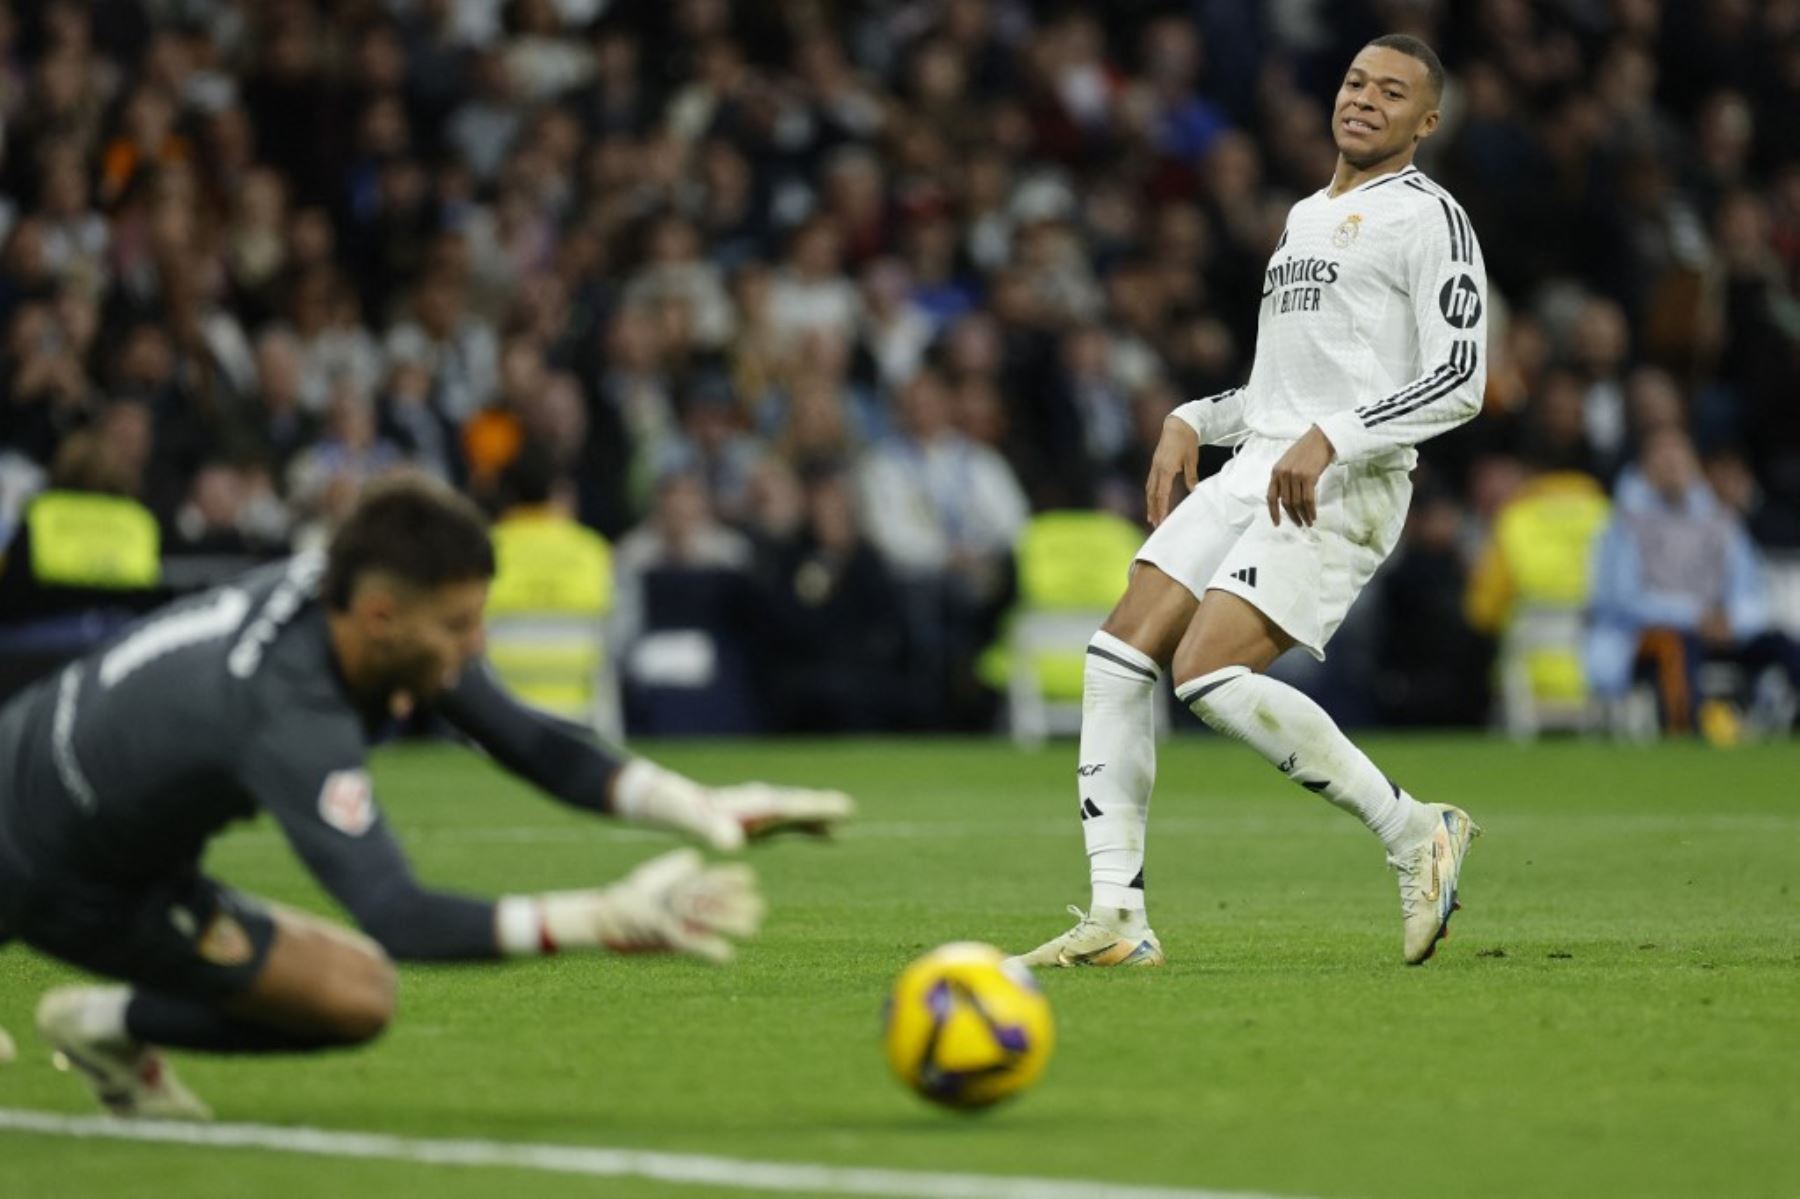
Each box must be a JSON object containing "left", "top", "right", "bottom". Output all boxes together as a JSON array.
[
  {"left": 1315, "top": 199, "right": 1488, "bottom": 466},
  {"left": 241, "top": 721, "right": 761, "bottom": 962},
  {"left": 1170, "top": 386, "right": 1250, "bottom": 449},
  {"left": 1149, "top": 387, "right": 1247, "bottom": 526},
  {"left": 436, "top": 658, "right": 854, "bottom": 851}
]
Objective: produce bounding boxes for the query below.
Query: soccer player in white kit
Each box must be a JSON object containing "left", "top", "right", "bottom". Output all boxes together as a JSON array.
[{"left": 1012, "top": 35, "right": 1486, "bottom": 969}]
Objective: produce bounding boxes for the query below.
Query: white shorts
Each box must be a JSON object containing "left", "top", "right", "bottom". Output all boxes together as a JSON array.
[{"left": 1136, "top": 436, "right": 1412, "bottom": 659}]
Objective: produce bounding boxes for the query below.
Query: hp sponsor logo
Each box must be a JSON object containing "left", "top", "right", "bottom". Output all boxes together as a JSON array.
[{"left": 1438, "top": 274, "right": 1482, "bottom": 328}]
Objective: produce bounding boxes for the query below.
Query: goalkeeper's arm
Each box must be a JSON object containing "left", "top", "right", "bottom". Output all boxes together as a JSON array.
[{"left": 435, "top": 659, "right": 854, "bottom": 850}]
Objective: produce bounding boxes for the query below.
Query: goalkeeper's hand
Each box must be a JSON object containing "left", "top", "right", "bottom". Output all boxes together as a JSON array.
[
  {"left": 519, "top": 849, "right": 765, "bottom": 963},
  {"left": 612, "top": 761, "right": 855, "bottom": 852}
]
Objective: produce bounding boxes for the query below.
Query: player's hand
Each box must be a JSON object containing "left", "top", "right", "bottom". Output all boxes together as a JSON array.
[
  {"left": 1146, "top": 416, "right": 1201, "bottom": 528},
  {"left": 613, "top": 761, "right": 854, "bottom": 852},
  {"left": 591, "top": 849, "right": 766, "bottom": 963},
  {"left": 707, "top": 783, "right": 856, "bottom": 842},
  {"left": 1267, "top": 425, "right": 1336, "bottom": 528}
]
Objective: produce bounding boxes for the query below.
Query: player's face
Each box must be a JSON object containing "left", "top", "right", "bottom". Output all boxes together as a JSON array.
[
  {"left": 1333, "top": 47, "right": 1439, "bottom": 167},
  {"left": 371, "top": 578, "right": 490, "bottom": 701}
]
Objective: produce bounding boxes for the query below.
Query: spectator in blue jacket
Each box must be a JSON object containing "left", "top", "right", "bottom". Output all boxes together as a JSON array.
[{"left": 1587, "top": 428, "right": 1799, "bottom": 734}]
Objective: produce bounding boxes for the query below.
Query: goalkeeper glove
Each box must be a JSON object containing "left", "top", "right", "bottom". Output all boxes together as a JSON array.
[
  {"left": 611, "top": 760, "right": 855, "bottom": 852},
  {"left": 496, "top": 848, "right": 764, "bottom": 963}
]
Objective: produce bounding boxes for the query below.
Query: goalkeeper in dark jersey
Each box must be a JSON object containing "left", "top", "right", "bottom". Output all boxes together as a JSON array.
[{"left": 0, "top": 475, "right": 851, "bottom": 1118}]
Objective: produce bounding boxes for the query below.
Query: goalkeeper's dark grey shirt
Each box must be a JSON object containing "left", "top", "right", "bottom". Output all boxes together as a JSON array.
[{"left": 0, "top": 554, "right": 622, "bottom": 959}]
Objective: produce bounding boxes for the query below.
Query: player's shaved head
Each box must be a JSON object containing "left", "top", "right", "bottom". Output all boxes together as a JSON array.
[
  {"left": 325, "top": 473, "right": 496, "bottom": 611},
  {"left": 1365, "top": 34, "right": 1444, "bottom": 103}
]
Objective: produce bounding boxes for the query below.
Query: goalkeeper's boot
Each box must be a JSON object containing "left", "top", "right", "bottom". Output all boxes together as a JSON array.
[
  {"left": 36, "top": 986, "right": 212, "bottom": 1120},
  {"left": 1389, "top": 803, "right": 1481, "bottom": 965},
  {"left": 1006, "top": 905, "right": 1164, "bottom": 969}
]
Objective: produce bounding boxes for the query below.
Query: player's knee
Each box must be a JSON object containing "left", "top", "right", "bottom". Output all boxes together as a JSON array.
[
  {"left": 1174, "top": 664, "right": 1252, "bottom": 725},
  {"left": 321, "top": 947, "right": 396, "bottom": 1045},
  {"left": 1171, "top": 641, "right": 1233, "bottom": 691},
  {"left": 1100, "top": 568, "right": 1193, "bottom": 666}
]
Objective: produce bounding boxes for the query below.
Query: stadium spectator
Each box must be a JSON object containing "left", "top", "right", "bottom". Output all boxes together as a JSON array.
[
  {"left": 758, "top": 460, "right": 906, "bottom": 732},
  {"left": 860, "top": 365, "right": 1026, "bottom": 727},
  {"left": 0, "top": 0, "right": 1793, "bottom": 738},
  {"left": 286, "top": 380, "right": 403, "bottom": 546},
  {"left": 611, "top": 470, "right": 760, "bottom": 735},
  {"left": 859, "top": 365, "right": 1027, "bottom": 595},
  {"left": 1587, "top": 428, "right": 1800, "bottom": 736}
]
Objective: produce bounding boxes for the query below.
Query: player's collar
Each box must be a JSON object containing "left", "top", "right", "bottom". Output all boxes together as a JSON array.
[{"left": 1324, "top": 164, "right": 1420, "bottom": 199}]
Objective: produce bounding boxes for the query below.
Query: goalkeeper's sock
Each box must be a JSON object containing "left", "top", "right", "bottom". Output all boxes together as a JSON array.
[
  {"left": 1176, "top": 666, "right": 1426, "bottom": 853},
  {"left": 1079, "top": 632, "right": 1159, "bottom": 935},
  {"left": 125, "top": 991, "right": 337, "bottom": 1053}
]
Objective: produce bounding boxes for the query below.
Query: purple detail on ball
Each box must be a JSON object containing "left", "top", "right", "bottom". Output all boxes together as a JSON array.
[
  {"left": 925, "top": 979, "right": 955, "bottom": 1021},
  {"left": 924, "top": 1068, "right": 964, "bottom": 1098},
  {"left": 995, "top": 1024, "right": 1029, "bottom": 1053}
]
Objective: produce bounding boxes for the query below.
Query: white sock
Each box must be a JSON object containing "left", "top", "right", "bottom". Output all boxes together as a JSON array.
[
  {"left": 74, "top": 986, "right": 133, "bottom": 1046},
  {"left": 1176, "top": 665, "right": 1428, "bottom": 853},
  {"left": 1079, "top": 631, "right": 1159, "bottom": 934}
]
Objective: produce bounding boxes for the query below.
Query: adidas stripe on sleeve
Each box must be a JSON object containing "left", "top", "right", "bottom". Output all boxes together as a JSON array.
[{"left": 1316, "top": 180, "right": 1487, "bottom": 465}]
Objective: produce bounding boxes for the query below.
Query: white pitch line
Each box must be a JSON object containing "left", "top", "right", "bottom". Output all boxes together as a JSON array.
[
  {"left": 213, "top": 810, "right": 1800, "bottom": 855},
  {"left": 0, "top": 1108, "right": 1297, "bottom": 1199},
  {"left": 219, "top": 816, "right": 1353, "bottom": 849}
]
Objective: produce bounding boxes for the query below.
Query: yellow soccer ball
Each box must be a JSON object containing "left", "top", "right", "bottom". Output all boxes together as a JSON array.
[{"left": 883, "top": 941, "right": 1054, "bottom": 1110}]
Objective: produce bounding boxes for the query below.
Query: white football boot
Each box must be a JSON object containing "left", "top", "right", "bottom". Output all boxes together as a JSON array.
[
  {"left": 1007, "top": 906, "right": 1165, "bottom": 969},
  {"left": 1389, "top": 803, "right": 1481, "bottom": 965},
  {"left": 36, "top": 987, "right": 212, "bottom": 1120}
]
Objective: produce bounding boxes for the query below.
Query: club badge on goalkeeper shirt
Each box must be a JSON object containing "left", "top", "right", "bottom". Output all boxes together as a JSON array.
[{"left": 318, "top": 769, "right": 375, "bottom": 836}]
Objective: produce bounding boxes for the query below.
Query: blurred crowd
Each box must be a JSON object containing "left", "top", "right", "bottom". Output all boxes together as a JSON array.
[{"left": 0, "top": 0, "right": 1797, "bottom": 733}]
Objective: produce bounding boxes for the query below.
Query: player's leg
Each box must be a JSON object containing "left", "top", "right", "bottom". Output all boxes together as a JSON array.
[
  {"left": 1083, "top": 568, "right": 1194, "bottom": 907},
  {"left": 28, "top": 875, "right": 396, "bottom": 1118},
  {"left": 148, "top": 901, "right": 396, "bottom": 1048},
  {"left": 1010, "top": 565, "right": 1196, "bottom": 968},
  {"left": 1171, "top": 589, "right": 1424, "bottom": 846},
  {"left": 1170, "top": 589, "right": 1478, "bottom": 963},
  {"left": 1169, "top": 458, "right": 1478, "bottom": 963},
  {"left": 1010, "top": 461, "right": 1253, "bottom": 969},
  {"left": 1008, "top": 568, "right": 1189, "bottom": 969}
]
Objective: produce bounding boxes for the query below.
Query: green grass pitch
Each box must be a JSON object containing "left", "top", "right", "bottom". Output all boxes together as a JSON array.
[{"left": 2, "top": 734, "right": 1797, "bottom": 1198}]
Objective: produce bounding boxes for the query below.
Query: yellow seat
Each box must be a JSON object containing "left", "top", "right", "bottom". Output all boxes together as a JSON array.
[
  {"left": 27, "top": 491, "right": 161, "bottom": 590},
  {"left": 985, "top": 510, "right": 1154, "bottom": 746},
  {"left": 1463, "top": 473, "right": 1611, "bottom": 738}
]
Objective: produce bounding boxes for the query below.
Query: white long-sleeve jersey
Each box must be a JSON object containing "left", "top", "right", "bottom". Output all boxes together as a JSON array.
[{"left": 1173, "top": 165, "right": 1487, "bottom": 469}]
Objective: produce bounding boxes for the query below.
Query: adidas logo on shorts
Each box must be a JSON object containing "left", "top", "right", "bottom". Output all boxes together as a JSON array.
[{"left": 1228, "top": 566, "right": 1258, "bottom": 587}]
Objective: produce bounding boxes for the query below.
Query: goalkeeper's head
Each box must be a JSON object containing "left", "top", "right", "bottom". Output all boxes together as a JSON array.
[{"left": 324, "top": 472, "right": 496, "bottom": 705}]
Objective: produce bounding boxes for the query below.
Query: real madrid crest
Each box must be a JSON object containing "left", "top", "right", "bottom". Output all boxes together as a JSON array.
[{"left": 1331, "top": 214, "right": 1363, "bottom": 248}]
